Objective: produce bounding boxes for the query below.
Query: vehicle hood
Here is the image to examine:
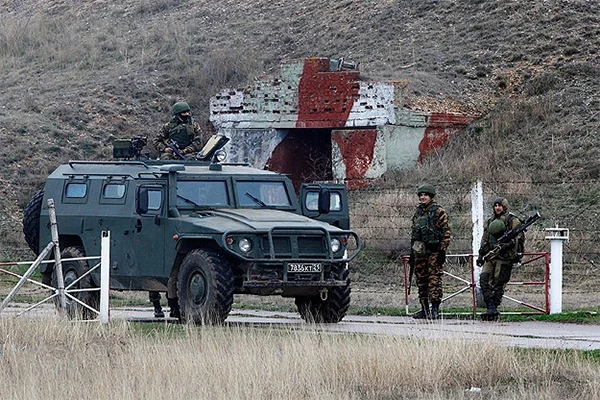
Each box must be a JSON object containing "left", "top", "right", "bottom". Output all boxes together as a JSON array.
[{"left": 182, "top": 208, "right": 341, "bottom": 232}]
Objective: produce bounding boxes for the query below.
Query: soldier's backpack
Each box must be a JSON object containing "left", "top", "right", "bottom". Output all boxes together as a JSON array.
[{"left": 506, "top": 213, "right": 525, "bottom": 261}]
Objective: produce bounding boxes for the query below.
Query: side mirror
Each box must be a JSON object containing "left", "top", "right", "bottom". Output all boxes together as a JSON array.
[
  {"left": 137, "top": 187, "right": 149, "bottom": 214},
  {"left": 318, "top": 188, "right": 331, "bottom": 214}
]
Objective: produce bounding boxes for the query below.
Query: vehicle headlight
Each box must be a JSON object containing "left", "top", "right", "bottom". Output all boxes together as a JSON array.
[
  {"left": 239, "top": 237, "right": 252, "bottom": 253},
  {"left": 330, "top": 238, "right": 341, "bottom": 253}
]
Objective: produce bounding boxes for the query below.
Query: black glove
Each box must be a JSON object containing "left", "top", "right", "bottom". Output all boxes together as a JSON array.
[
  {"left": 476, "top": 257, "right": 484, "bottom": 267},
  {"left": 437, "top": 250, "right": 446, "bottom": 265}
]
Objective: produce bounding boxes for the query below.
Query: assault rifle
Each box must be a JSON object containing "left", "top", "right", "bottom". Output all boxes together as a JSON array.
[
  {"left": 481, "top": 211, "right": 542, "bottom": 263},
  {"left": 166, "top": 139, "right": 187, "bottom": 160},
  {"left": 407, "top": 252, "right": 415, "bottom": 294}
]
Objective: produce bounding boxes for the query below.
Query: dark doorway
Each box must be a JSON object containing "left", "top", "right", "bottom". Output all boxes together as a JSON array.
[{"left": 267, "top": 129, "right": 333, "bottom": 192}]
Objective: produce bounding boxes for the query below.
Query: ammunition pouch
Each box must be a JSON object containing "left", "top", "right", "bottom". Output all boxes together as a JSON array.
[{"left": 412, "top": 241, "right": 426, "bottom": 256}]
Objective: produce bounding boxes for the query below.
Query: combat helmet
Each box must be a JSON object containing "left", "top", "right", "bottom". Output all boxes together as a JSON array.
[
  {"left": 171, "top": 101, "right": 191, "bottom": 116},
  {"left": 488, "top": 219, "right": 506, "bottom": 238},
  {"left": 416, "top": 184, "right": 436, "bottom": 198}
]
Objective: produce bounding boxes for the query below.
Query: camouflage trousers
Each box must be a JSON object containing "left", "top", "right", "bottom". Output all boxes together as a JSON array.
[
  {"left": 414, "top": 252, "right": 444, "bottom": 303},
  {"left": 480, "top": 258, "right": 513, "bottom": 306},
  {"left": 149, "top": 291, "right": 162, "bottom": 303}
]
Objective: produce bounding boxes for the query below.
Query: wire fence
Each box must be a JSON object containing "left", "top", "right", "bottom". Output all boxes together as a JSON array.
[
  {"left": 346, "top": 180, "right": 599, "bottom": 309},
  {"left": 3, "top": 179, "right": 598, "bottom": 310}
]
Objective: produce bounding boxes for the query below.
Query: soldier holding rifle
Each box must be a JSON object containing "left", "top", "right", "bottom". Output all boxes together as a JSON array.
[
  {"left": 477, "top": 198, "right": 541, "bottom": 321},
  {"left": 477, "top": 198, "right": 521, "bottom": 321},
  {"left": 153, "top": 101, "right": 204, "bottom": 160}
]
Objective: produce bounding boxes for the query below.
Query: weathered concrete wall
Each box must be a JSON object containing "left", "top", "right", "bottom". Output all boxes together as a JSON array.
[{"left": 210, "top": 57, "right": 477, "bottom": 189}]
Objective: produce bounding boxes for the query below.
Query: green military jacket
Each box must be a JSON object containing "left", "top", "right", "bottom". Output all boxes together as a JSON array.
[{"left": 410, "top": 200, "right": 451, "bottom": 255}]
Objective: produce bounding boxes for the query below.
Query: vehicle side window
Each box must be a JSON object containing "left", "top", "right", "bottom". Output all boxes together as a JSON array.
[
  {"left": 305, "top": 192, "right": 319, "bottom": 211},
  {"left": 330, "top": 192, "right": 342, "bottom": 211},
  {"left": 65, "top": 183, "right": 87, "bottom": 198},
  {"left": 147, "top": 188, "right": 162, "bottom": 211},
  {"left": 305, "top": 191, "right": 342, "bottom": 212},
  {"left": 100, "top": 181, "right": 128, "bottom": 205},
  {"left": 103, "top": 183, "right": 126, "bottom": 199}
]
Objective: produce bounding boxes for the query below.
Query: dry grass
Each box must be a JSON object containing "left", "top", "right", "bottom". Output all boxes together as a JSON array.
[{"left": 0, "top": 317, "right": 598, "bottom": 400}]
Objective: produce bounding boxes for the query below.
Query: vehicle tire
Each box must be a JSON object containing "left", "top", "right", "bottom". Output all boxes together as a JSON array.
[
  {"left": 52, "top": 246, "right": 99, "bottom": 320},
  {"left": 295, "top": 264, "right": 351, "bottom": 323},
  {"left": 177, "top": 248, "right": 234, "bottom": 325},
  {"left": 23, "top": 189, "right": 44, "bottom": 255}
]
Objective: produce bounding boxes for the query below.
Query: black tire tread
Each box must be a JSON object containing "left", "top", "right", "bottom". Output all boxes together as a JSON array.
[
  {"left": 22, "top": 189, "right": 44, "bottom": 255},
  {"left": 295, "top": 265, "right": 351, "bottom": 323},
  {"left": 178, "top": 248, "right": 234, "bottom": 325}
]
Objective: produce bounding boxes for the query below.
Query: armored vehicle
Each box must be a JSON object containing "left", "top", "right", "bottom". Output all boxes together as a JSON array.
[{"left": 22, "top": 138, "right": 360, "bottom": 324}]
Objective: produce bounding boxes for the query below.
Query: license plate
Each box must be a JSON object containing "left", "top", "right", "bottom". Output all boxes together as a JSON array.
[{"left": 287, "top": 263, "right": 322, "bottom": 273}]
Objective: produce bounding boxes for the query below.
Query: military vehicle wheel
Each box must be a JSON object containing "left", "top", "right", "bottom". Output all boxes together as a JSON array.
[
  {"left": 23, "top": 189, "right": 44, "bottom": 255},
  {"left": 295, "top": 265, "right": 351, "bottom": 323},
  {"left": 177, "top": 248, "right": 234, "bottom": 325},
  {"left": 52, "top": 246, "right": 99, "bottom": 319}
]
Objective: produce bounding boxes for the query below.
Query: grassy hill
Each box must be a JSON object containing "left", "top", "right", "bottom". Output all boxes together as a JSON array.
[{"left": 1, "top": 0, "right": 599, "bottom": 270}]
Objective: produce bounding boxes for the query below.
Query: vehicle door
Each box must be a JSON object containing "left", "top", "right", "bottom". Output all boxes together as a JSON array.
[
  {"left": 127, "top": 182, "right": 167, "bottom": 280},
  {"left": 300, "top": 183, "right": 350, "bottom": 229}
]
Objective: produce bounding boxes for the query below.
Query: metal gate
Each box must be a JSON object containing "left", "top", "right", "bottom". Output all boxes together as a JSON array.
[{"left": 402, "top": 252, "right": 551, "bottom": 316}]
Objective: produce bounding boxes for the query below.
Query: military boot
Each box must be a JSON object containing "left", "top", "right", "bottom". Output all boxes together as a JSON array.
[
  {"left": 481, "top": 299, "right": 499, "bottom": 321},
  {"left": 168, "top": 297, "right": 181, "bottom": 319},
  {"left": 152, "top": 299, "right": 164, "bottom": 318},
  {"left": 430, "top": 301, "right": 441, "bottom": 320},
  {"left": 412, "top": 300, "right": 431, "bottom": 319}
]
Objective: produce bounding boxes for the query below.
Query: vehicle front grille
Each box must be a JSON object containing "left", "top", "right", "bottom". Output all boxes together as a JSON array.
[{"left": 261, "top": 233, "right": 327, "bottom": 259}]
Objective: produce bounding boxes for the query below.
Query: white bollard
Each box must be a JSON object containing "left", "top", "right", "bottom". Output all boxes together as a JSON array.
[
  {"left": 545, "top": 227, "right": 569, "bottom": 314},
  {"left": 100, "top": 230, "right": 111, "bottom": 324},
  {"left": 471, "top": 181, "right": 484, "bottom": 285}
]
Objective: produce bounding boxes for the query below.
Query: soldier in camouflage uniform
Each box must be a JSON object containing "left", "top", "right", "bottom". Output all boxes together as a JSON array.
[
  {"left": 153, "top": 101, "right": 204, "bottom": 160},
  {"left": 410, "top": 184, "right": 451, "bottom": 320},
  {"left": 476, "top": 198, "right": 522, "bottom": 321}
]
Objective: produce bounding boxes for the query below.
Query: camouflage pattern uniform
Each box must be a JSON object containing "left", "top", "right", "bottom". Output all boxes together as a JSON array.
[
  {"left": 477, "top": 198, "right": 522, "bottom": 320},
  {"left": 153, "top": 102, "right": 205, "bottom": 160},
  {"left": 410, "top": 184, "right": 451, "bottom": 319}
]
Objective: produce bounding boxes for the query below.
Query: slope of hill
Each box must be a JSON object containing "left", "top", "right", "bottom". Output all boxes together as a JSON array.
[{"left": 1, "top": 0, "right": 599, "bottom": 256}]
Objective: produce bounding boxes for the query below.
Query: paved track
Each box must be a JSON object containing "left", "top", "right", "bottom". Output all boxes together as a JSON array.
[
  {"left": 3, "top": 305, "right": 599, "bottom": 351},
  {"left": 122, "top": 308, "right": 600, "bottom": 351}
]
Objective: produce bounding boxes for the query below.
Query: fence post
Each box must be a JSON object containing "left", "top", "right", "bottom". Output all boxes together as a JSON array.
[
  {"left": 0, "top": 242, "right": 54, "bottom": 313},
  {"left": 100, "top": 230, "right": 111, "bottom": 324},
  {"left": 545, "top": 227, "right": 569, "bottom": 314},
  {"left": 471, "top": 181, "right": 484, "bottom": 284},
  {"left": 48, "top": 199, "right": 67, "bottom": 315}
]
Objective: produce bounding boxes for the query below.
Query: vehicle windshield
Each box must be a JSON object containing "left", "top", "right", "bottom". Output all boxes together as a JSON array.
[
  {"left": 177, "top": 180, "right": 230, "bottom": 208},
  {"left": 235, "top": 180, "right": 292, "bottom": 208}
]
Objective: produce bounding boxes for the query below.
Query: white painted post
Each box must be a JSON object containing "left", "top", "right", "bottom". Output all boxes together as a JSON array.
[
  {"left": 48, "top": 199, "right": 67, "bottom": 315},
  {"left": 471, "top": 181, "right": 484, "bottom": 285},
  {"left": 545, "top": 227, "right": 569, "bottom": 314},
  {"left": 100, "top": 230, "right": 111, "bottom": 324}
]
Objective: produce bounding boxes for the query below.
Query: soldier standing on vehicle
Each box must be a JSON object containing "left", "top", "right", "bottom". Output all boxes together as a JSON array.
[
  {"left": 153, "top": 101, "right": 205, "bottom": 160},
  {"left": 477, "top": 198, "right": 522, "bottom": 321},
  {"left": 409, "top": 184, "right": 451, "bottom": 320}
]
